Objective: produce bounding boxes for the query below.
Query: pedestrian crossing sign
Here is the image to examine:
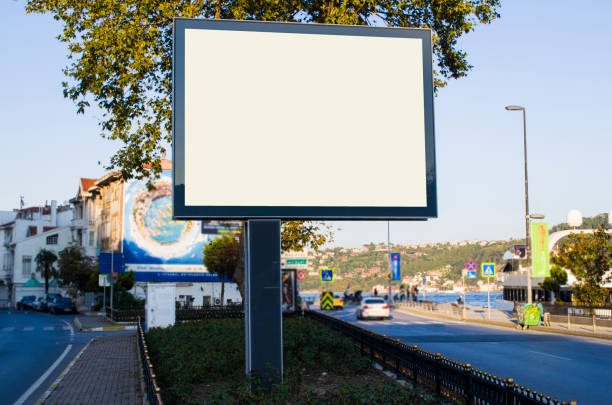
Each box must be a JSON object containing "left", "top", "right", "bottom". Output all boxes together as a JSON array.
[
  {"left": 321, "top": 269, "right": 334, "bottom": 283},
  {"left": 481, "top": 263, "right": 496, "bottom": 277}
]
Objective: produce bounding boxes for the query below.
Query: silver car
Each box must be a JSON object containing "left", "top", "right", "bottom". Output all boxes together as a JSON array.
[{"left": 356, "top": 297, "right": 390, "bottom": 320}]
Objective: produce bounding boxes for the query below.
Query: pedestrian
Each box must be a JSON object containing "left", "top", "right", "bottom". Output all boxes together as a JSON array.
[
  {"left": 374, "top": 288, "right": 378, "bottom": 296},
  {"left": 413, "top": 286, "right": 419, "bottom": 302},
  {"left": 456, "top": 296, "right": 463, "bottom": 305}
]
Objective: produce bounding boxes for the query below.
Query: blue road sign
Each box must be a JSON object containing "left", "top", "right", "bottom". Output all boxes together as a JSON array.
[
  {"left": 466, "top": 270, "right": 477, "bottom": 279},
  {"left": 321, "top": 269, "right": 334, "bottom": 283},
  {"left": 481, "top": 263, "right": 496, "bottom": 278},
  {"left": 391, "top": 253, "right": 401, "bottom": 281}
]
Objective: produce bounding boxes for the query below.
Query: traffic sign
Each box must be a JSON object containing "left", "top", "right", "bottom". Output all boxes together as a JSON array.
[
  {"left": 297, "top": 271, "right": 306, "bottom": 281},
  {"left": 320, "top": 292, "right": 334, "bottom": 310},
  {"left": 466, "top": 270, "right": 477, "bottom": 279},
  {"left": 481, "top": 263, "right": 496, "bottom": 278},
  {"left": 321, "top": 269, "right": 333, "bottom": 283},
  {"left": 112, "top": 269, "right": 118, "bottom": 281},
  {"left": 466, "top": 260, "right": 476, "bottom": 271},
  {"left": 287, "top": 259, "right": 307, "bottom": 265}
]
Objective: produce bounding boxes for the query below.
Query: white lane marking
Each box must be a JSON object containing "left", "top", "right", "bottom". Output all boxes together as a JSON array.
[
  {"left": 2, "top": 327, "right": 15, "bottom": 332},
  {"left": 43, "top": 326, "right": 54, "bottom": 331},
  {"left": 12, "top": 344, "right": 73, "bottom": 405},
  {"left": 527, "top": 350, "right": 571, "bottom": 361},
  {"left": 61, "top": 320, "right": 75, "bottom": 342},
  {"left": 23, "top": 327, "right": 34, "bottom": 331}
]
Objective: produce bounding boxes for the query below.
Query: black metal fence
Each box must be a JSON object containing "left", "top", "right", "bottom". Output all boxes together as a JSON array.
[
  {"left": 304, "top": 310, "right": 576, "bottom": 405},
  {"left": 137, "top": 318, "right": 164, "bottom": 405}
]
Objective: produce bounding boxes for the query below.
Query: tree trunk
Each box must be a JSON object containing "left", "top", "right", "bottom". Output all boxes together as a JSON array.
[{"left": 45, "top": 267, "right": 49, "bottom": 294}]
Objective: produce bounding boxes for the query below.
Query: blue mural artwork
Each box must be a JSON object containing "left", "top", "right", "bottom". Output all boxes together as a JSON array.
[{"left": 123, "top": 171, "right": 219, "bottom": 282}]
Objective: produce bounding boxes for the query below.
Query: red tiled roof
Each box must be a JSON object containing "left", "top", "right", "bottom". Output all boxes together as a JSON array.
[{"left": 80, "top": 178, "right": 97, "bottom": 193}]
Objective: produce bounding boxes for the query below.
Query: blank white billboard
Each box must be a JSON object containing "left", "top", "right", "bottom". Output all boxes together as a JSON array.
[{"left": 173, "top": 20, "right": 436, "bottom": 219}]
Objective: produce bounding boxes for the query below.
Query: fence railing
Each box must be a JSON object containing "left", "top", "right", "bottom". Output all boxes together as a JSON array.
[
  {"left": 304, "top": 310, "right": 576, "bottom": 405},
  {"left": 137, "top": 317, "right": 164, "bottom": 405}
]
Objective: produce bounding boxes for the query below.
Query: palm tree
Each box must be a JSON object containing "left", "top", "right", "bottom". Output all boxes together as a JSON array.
[{"left": 35, "top": 249, "right": 58, "bottom": 294}]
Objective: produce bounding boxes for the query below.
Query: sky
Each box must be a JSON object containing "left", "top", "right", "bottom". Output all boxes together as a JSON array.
[{"left": 1, "top": 1, "right": 611, "bottom": 248}]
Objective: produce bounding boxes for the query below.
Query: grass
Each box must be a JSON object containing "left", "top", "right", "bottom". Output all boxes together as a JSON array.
[{"left": 145, "top": 317, "right": 441, "bottom": 404}]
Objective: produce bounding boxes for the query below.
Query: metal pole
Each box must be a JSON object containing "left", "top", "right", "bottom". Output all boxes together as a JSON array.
[
  {"left": 387, "top": 221, "right": 392, "bottom": 304},
  {"left": 110, "top": 250, "right": 114, "bottom": 321},
  {"left": 487, "top": 277, "right": 491, "bottom": 320},
  {"left": 522, "top": 108, "right": 532, "bottom": 305},
  {"left": 462, "top": 272, "right": 466, "bottom": 320}
]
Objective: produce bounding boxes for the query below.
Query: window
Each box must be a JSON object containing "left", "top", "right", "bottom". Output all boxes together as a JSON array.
[
  {"left": 89, "top": 231, "right": 95, "bottom": 247},
  {"left": 22, "top": 256, "right": 32, "bottom": 277},
  {"left": 46, "top": 234, "right": 58, "bottom": 245}
]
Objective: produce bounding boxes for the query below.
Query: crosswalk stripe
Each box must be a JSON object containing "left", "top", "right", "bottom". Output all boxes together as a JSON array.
[
  {"left": 43, "top": 326, "right": 54, "bottom": 331},
  {"left": 2, "top": 327, "right": 15, "bottom": 332},
  {"left": 23, "top": 327, "right": 34, "bottom": 331}
]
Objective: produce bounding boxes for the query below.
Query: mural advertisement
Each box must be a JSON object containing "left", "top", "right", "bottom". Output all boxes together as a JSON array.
[{"left": 123, "top": 171, "right": 220, "bottom": 282}]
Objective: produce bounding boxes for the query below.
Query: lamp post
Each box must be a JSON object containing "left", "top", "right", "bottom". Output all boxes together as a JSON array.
[{"left": 505, "top": 105, "right": 533, "bottom": 304}]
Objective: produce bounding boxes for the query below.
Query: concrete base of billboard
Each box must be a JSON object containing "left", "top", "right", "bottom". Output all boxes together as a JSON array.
[{"left": 145, "top": 283, "right": 176, "bottom": 331}]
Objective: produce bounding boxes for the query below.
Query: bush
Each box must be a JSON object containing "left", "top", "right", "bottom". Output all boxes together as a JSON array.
[{"left": 145, "top": 317, "right": 437, "bottom": 404}]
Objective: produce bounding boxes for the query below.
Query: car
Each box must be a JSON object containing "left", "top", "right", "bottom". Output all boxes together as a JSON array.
[
  {"left": 17, "top": 295, "right": 37, "bottom": 310},
  {"left": 49, "top": 297, "right": 77, "bottom": 314},
  {"left": 32, "top": 296, "right": 46, "bottom": 311},
  {"left": 34, "top": 293, "right": 62, "bottom": 312},
  {"left": 333, "top": 295, "right": 344, "bottom": 310},
  {"left": 356, "top": 297, "right": 390, "bottom": 320}
]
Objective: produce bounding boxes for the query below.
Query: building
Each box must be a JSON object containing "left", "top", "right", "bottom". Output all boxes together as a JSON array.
[
  {"left": 70, "top": 160, "right": 241, "bottom": 306},
  {"left": 0, "top": 202, "right": 73, "bottom": 307}
]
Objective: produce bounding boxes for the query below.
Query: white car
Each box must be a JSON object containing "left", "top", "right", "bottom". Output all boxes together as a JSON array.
[{"left": 356, "top": 298, "right": 390, "bottom": 320}]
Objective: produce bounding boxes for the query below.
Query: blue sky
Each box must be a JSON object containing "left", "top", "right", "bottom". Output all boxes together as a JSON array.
[{"left": 1, "top": 1, "right": 610, "bottom": 248}]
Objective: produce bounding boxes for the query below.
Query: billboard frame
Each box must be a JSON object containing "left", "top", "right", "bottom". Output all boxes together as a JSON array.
[{"left": 173, "top": 18, "right": 437, "bottom": 220}]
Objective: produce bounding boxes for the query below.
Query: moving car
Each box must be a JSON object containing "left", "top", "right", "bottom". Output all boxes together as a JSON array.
[
  {"left": 17, "top": 295, "right": 37, "bottom": 310},
  {"left": 356, "top": 297, "right": 390, "bottom": 320},
  {"left": 333, "top": 295, "right": 344, "bottom": 310},
  {"left": 49, "top": 297, "right": 77, "bottom": 314}
]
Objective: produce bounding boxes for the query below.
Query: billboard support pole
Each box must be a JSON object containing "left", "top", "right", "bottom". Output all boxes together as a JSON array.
[{"left": 244, "top": 220, "right": 282, "bottom": 388}]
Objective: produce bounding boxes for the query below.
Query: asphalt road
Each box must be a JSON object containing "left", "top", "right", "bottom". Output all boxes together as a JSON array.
[
  {"left": 324, "top": 305, "right": 612, "bottom": 405},
  {"left": 0, "top": 310, "right": 99, "bottom": 405}
]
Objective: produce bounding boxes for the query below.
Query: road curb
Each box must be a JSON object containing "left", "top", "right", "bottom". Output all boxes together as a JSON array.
[
  {"left": 395, "top": 306, "right": 612, "bottom": 341},
  {"left": 80, "top": 325, "right": 138, "bottom": 332},
  {"left": 36, "top": 338, "right": 95, "bottom": 405}
]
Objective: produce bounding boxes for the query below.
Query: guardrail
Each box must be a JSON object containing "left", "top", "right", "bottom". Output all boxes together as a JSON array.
[
  {"left": 304, "top": 310, "right": 576, "bottom": 405},
  {"left": 137, "top": 317, "right": 164, "bottom": 405}
]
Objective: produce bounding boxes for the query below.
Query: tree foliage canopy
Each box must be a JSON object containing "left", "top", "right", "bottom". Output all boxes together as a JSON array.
[
  {"left": 551, "top": 226, "right": 612, "bottom": 306},
  {"left": 203, "top": 234, "right": 240, "bottom": 279},
  {"left": 57, "top": 244, "right": 97, "bottom": 293},
  {"left": 35, "top": 248, "right": 58, "bottom": 293},
  {"left": 26, "top": 0, "right": 500, "bottom": 179}
]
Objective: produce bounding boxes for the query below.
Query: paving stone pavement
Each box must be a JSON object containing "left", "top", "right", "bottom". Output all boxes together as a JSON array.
[{"left": 44, "top": 333, "right": 142, "bottom": 405}]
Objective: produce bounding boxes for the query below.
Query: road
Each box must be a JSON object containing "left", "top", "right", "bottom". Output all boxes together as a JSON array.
[
  {"left": 325, "top": 305, "right": 612, "bottom": 405},
  {"left": 0, "top": 310, "right": 100, "bottom": 405}
]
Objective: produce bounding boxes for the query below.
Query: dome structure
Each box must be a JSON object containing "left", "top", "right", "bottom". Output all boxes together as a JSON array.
[{"left": 567, "top": 209, "right": 583, "bottom": 228}]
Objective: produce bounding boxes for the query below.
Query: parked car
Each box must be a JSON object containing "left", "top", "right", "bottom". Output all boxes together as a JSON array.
[
  {"left": 49, "top": 297, "right": 77, "bottom": 314},
  {"left": 356, "top": 297, "right": 390, "bottom": 320},
  {"left": 32, "top": 297, "right": 46, "bottom": 311},
  {"left": 34, "top": 293, "right": 62, "bottom": 312},
  {"left": 17, "top": 295, "right": 37, "bottom": 310}
]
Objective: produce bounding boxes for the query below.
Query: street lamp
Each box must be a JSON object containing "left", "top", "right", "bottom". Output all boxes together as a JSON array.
[{"left": 505, "top": 105, "right": 533, "bottom": 304}]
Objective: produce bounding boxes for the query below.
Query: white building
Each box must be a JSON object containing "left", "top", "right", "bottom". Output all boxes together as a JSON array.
[{"left": 0, "top": 201, "right": 73, "bottom": 307}]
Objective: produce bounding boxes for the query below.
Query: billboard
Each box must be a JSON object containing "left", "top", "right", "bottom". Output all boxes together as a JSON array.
[
  {"left": 123, "top": 171, "right": 221, "bottom": 282},
  {"left": 173, "top": 19, "right": 436, "bottom": 220},
  {"left": 531, "top": 222, "right": 550, "bottom": 278}
]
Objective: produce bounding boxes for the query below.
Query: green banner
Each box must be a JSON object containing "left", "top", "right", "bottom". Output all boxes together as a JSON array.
[{"left": 531, "top": 222, "right": 549, "bottom": 278}]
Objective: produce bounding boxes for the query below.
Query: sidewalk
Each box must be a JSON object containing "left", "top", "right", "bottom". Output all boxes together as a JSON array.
[
  {"left": 395, "top": 302, "right": 612, "bottom": 340},
  {"left": 40, "top": 333, "right": 142, "bottom": 405},
  {"left": 74, "top": 314, "right": 138, "bottom": 332}
]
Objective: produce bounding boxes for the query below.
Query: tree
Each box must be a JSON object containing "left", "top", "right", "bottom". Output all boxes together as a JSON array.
[
  {"left": 35, "top": 249, "right": 58, "bottom": 294},
  {"left": 26, "top": 0, "right": 500, "bottom": 180},
  {"left": 57, "top": 245, "right": 97, "bottom": 294},
  {"left": 204, "top": 235, "right": 240, "bottom": 306},
  {"left": 539, "top": 265, "right": 568, "bottom": 303},
  {"left": 551, "top": 226, "right": 612, "bottom": 306}
]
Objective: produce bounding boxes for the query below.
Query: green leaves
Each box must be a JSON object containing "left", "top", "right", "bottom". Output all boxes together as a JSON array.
[
  {"left": 551, "top": 226, "right": 612, "bottom": 306},
  {"left": 26, "top": 0, "right": 500, "bottom": 180}
]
